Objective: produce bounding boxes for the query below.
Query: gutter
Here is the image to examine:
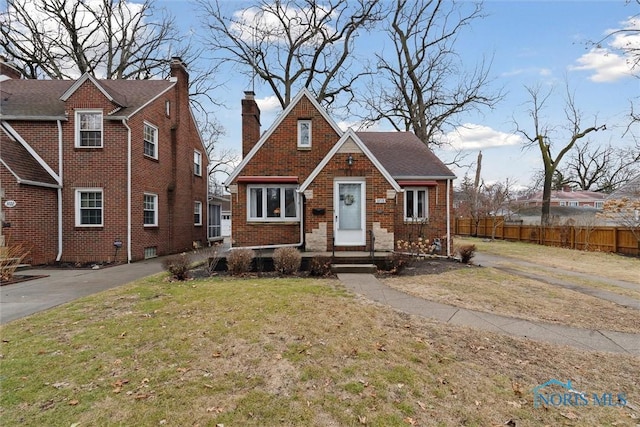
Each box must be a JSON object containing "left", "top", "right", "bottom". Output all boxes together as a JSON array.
[
  {"left": 122, "top": 119, "right": 132, "bottom": 263},
  {"left": 55, "top": 120, "right": 63, "bottom": 262}
]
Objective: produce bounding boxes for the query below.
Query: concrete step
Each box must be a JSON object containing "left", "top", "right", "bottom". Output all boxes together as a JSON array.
[{"left": 331, "top": 263, "right": 377, "bottom": 274}]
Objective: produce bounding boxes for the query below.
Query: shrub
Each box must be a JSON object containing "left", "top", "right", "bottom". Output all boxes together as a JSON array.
[
  {"left": 202, "top": 243, "right": 222, "bottom": 275},
  {"left": 273, "top": 247, "right": 302, "bottom": 275},
  {"left": 0, "top": 241, "right": 30, "bottom": 282},
  {"left": 309, "top": 256, "right": 333, "bottom": 277},
  {"left": 385, "top": 252, "right": 411, "bottom": 274},
  {"left": 162, "top": 253, "right": 191, "bottom": 280},
  {"left": 455, "top": 244, "right": 476, "bottom": 264},
  {"left": 226, "top": 248, "right": 255, "bottom": 275}
]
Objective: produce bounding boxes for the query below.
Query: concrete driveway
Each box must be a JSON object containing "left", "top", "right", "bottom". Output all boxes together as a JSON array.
[{"left": 1, "top": 258, "right": 164, "bottom": 324}]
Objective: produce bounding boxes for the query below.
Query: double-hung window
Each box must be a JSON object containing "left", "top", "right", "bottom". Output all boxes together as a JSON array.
[
  {"left": 143, "top": 122, "right": 158, "bottom": 158},
  {"left": 194, "top": 150, "right": 202, "bottom": 176},
  {"left": 76, "top": 110, "right": 103, "bottom": 147},
  {"left": 404, "top": 188, "right": 428, "bottom": 221},
  {"left": 194, "top": 201, "right": 203, "bottom": 226},
  {"left": 248, "top": 185, "right": 298, "bottom": 221},
  {"left": 143, "top": 193, "right": 158, "bottom": 226},
  {"left": 76, "top": 188, "right": 103, "bottom": 226}
]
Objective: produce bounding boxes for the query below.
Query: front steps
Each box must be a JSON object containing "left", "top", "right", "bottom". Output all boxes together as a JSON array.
[{"left": 330, "top": 263, "right": 378, "bottom": 274}]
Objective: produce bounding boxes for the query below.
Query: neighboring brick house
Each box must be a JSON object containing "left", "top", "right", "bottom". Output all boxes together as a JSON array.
[
  {"left": 518, "top": 187, "right": 607, "bottom": 209},
  {"left": 225, "top": 89, "right": 456, "bottom": 255},
  {"left": 0, "top": 57, "right": 209, "bottom": 265}
]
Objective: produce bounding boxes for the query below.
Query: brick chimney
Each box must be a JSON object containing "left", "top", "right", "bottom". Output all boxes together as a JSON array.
[
  {"left": 242, "top": 91, "right": 261, "bottom": 157},
  {"left": 170, "top": 57, "right": 189, "bottom": 89},
  {"left": 0, "top": 56, "right": 22, "bottom": 80}
]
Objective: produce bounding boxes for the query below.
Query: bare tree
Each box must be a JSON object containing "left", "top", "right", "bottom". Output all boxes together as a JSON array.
[
  {"left": 515, "top": 84, "right": 605, "bottom": 226},
  {"left": 359, "top": 0, "right": 502, "bottom": 147},
  {"left": 196, "top": 0, "right": 382, "bottom": 109},
  {"left": 561, "top": 140, "right": 640, "bottom": 193},
  {"left": 0, "top": 0, "right": 188, "bottom": 79},
  {"left": 480, "top": 180, "right": 512, "bottom": 240},
  {"left": 593, "top": 0, "right": 640, "bottom": 70},
  {"left": 198, "top": 118, "right": 239, "bottom": 195}
]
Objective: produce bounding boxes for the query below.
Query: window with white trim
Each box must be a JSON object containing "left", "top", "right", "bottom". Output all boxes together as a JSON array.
[
  {"left": 404, "top": 188, "right": 428, "bottom": 221},
  {"left": 76, "top": 188, "right": 103, "bottom": 226},
  {"left": 194, "top": 150, "right": 202, "bottom": 176},
  {"left": 76, "top": 110, "right": 103, "bottom": 147},
  {"left": 143, "top": 193, "right": 158, "bottom": 226},
  {"left": 248, "top": 185, "right": 298, "bottom": 221},
  {"left": 298, "top": 120, "right": 311, "bottom": 148},
  {"left": 194, "top": 201, "right": 203, "bottom": 225},
  {"left": 594, "top": 201, "right": 604, "bottom": 209},
  {"left": 143, "top": 122, "right": 158, "bottom": 158},
  {"left": 568, "top": 201, "right": 579, "bottom": 207}
]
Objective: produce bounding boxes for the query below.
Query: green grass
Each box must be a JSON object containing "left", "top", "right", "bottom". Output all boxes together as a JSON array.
[{"left": 1, "top": 273, "right": 639, "bottom": 426}]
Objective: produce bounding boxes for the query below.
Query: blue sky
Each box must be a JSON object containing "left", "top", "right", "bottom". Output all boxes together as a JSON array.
[{"left": 160, "top": 0, "right": 640, "bottom": 188}]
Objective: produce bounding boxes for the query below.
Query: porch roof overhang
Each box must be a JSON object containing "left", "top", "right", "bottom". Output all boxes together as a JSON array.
[
  {"left": 397, "top": 180, "right": 438, "bottom": 187},
  {"left": 236, "top": 176, "right": 299, "bottom": 183}
]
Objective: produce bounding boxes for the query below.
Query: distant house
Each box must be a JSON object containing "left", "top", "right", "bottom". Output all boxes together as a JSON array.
[
  {"left": 208, "top": 194, "right": 231, "bottom": 242},
  {"left": 518, "top": 187, "right": 607, "bottom": 209},
  {"left": 0, "top": 57, "right": 209, "bottom": 265},
  {"left": 225, "top": 89, "right": 456, "bottom": 255}
]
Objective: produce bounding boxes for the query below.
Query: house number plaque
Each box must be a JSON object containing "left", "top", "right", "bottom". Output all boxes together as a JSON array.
[{"left": 375, "top": 198, "right": 386, "bottom": 204}]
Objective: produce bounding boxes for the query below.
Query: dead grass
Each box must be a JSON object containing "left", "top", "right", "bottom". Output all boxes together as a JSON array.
[
  {"left": 382, "top": 267, "right": 640, "bottom": 333},
  {"left": 464, "top": 237, "right": 640, "bottom": 284},
  {"left": 1, "top": 274, "right": 639, "bottom": 426}
]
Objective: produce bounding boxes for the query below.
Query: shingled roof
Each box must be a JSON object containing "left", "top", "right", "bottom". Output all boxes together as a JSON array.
[
  {"left": 0, "top": 126, "right": 59, "bottom": 187},
  {"left": 0, "top": 77, "right": 174, "bottom": 120},
  {"left": 356, "top": 131, "right": 456, "bottom": 179}
]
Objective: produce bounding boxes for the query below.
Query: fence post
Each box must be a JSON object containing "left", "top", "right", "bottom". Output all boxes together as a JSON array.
[{"left": 613, "top": 227, "right": 618, "bottom": 254}]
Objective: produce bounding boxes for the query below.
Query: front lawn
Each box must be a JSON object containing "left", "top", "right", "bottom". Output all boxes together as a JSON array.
[{"left": 1, "top": 274, "right": 638, "bottom": 426}]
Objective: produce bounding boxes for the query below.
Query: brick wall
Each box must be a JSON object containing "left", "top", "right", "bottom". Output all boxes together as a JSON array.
[
  {"left": 394, "top": 180, "right": 452, "bottom": 249},
  {"left": 3, "top": 69, "right": 208, "bottom": 264},
  {"left": 0, "top": 169, "right": 58, "bottom": 265}
]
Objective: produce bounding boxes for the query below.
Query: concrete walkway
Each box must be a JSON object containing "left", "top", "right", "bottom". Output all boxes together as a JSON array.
[{"left": 337, "top": 273, "right": 640, "bottom": 356}]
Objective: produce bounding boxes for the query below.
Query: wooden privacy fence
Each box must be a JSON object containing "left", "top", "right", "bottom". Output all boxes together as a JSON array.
[{"left": 454, "top": 217, "right": 640, "bottom": 257}]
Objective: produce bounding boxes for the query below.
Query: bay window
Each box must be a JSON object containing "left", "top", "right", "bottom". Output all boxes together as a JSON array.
[{"left": 248, "top": 185, "right": 298, "bottom": 221}]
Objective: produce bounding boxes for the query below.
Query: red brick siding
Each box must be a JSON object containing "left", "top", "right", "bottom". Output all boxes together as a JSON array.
[
  {"left": 0, "top": 169, "right": 58, "bottom": 265},
  {"left": 394, "top": 181, "right": 452, "bottom": 248},
  {"left": 3, "top": 77, "right": 208, "bottom": 264},
  {"left": 305, "top": 152, "right": 397, "bottom": 251}
]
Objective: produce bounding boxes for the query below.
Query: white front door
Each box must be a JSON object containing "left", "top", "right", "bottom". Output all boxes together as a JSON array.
[{"left": 334, "top": 179, "right": 366, "bottom": 246}]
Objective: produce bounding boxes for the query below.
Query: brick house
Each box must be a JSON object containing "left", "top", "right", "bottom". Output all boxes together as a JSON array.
[
  {"left": 225, "top": 89, "right": 456, "bottom": 255},
  {"left": 0, "top": 57, "right": 209, "bottom": 265},
  {"left": 518, "top": 187, "right": 607, "bottom": 209}
]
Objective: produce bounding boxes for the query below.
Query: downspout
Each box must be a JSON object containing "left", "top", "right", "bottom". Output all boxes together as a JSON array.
[
  {"left": 122, "top": 119, "right": 132, "bottom": 263},
  {"left": 446, "top": 178, "right": 452, "bottom": 257},
  {"left": 55, "top": 120, "right": 63, "bottom": 261}
]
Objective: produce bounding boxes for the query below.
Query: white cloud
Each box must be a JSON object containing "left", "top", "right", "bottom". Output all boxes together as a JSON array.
[
  {"left": 570, "top": 17, "right": 640, "bottom": 82},
  {"left": 440, "top": 124, "right": 522, "bottom": 151},
  {"left": 256, "top": 95, "right": 282, "bottom": 113},
  {"left": 569, "top": 48, "right": 634, "bottom": 82},
  {"left": 501, "top": 67, "right": 552, "bottom": 78},
  {"left": 231, "top": 3, "right": 335, "bottom": 45}
]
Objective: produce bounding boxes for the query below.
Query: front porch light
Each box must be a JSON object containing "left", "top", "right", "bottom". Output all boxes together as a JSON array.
[{"left": 347, "top": 154, "right": 354, "bottom": 166}]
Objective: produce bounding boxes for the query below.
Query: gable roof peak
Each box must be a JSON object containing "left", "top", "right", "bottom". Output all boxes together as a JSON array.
[{"left": 60, "top": 73, "right": 124, "bottom": 106}]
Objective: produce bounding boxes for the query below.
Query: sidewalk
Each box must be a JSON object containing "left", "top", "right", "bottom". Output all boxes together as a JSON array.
[{"left": 337, "top": 273, "right": 640, "bottom": 356}]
